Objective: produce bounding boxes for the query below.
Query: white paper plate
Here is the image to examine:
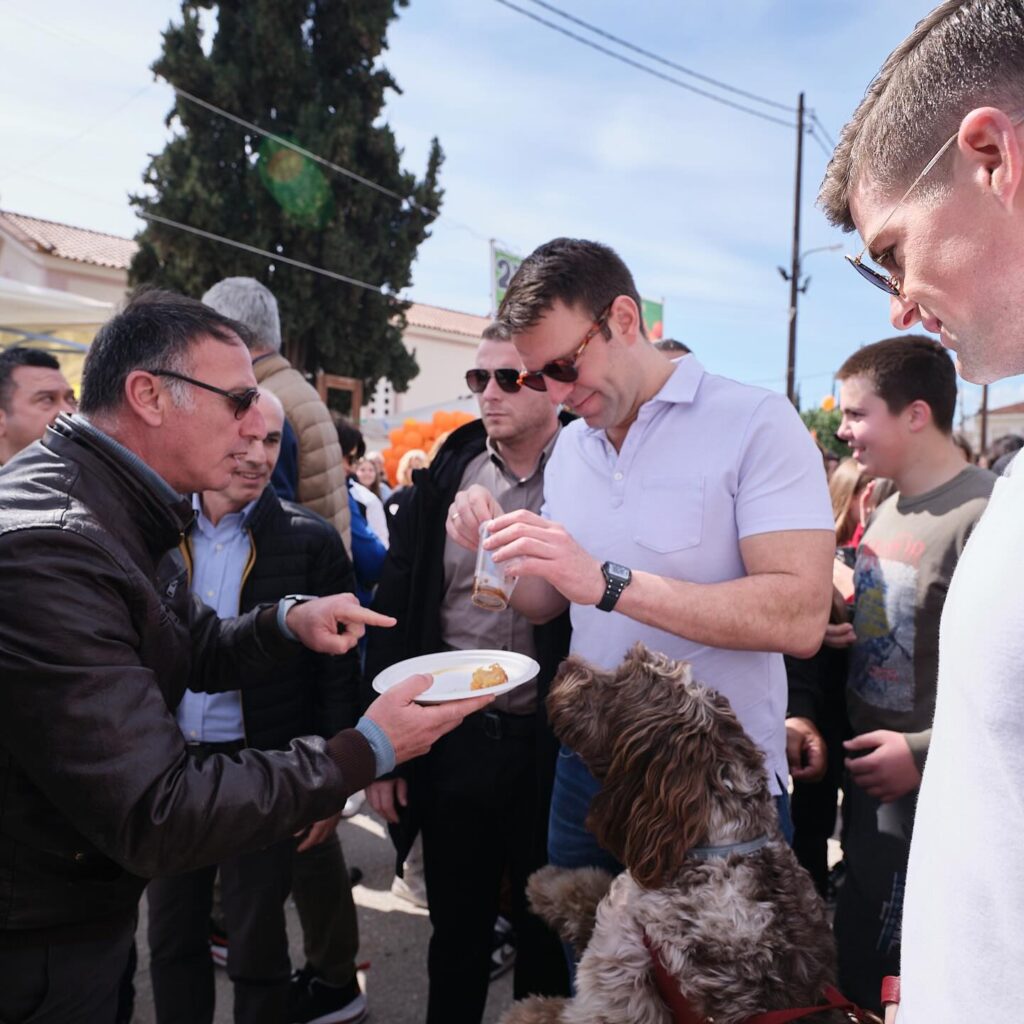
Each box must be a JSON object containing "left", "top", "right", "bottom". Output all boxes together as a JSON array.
[{"left": 371, "top": 649, "right": 540, "bottom": 703}]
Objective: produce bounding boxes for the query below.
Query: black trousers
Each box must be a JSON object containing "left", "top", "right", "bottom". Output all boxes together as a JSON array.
[
  {"left": 833, "top": 778, "right": 916, "bottom": 1013},
  {"left": 418, "top": 711, "right": 567, "bottom": 1024},
  {"left": 0, "top": 920, "right": 134, "bottom": 1024},
  {"left": 146, "top": 743, "right": 294, "bottom": 1024}
]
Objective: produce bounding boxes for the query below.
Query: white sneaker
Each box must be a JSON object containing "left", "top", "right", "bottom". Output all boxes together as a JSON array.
[{"left": 341, "top": 790, "right": 365, "bottom": 819}]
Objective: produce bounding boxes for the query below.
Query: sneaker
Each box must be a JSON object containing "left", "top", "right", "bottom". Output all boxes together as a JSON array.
[
  {"left": 389, "top": 873, "right": 428, "bottom": 909},
  {"left": 286, "top": 969, "right": 367, "bottom": 1024},
  {"left": 208, "top": 924, "right": 228, "bottom": 969},
  {"left": 489, "top": 915, "right": 516, "bottom": 981},
  {"left": 341, "top": 790, "right": 366, "bottom": 818}
]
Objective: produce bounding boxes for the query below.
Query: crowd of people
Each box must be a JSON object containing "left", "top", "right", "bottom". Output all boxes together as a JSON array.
[{"left": 2, "top": 2, "right": 1024, "bottom": 1022}]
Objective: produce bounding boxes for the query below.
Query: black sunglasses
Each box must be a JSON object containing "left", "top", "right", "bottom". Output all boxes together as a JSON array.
[
  {"left": 517, "top": 303, "right": 613, "bottom": 393},
  {"left": 465, "top": 368, "right": 523, "bottom": 394},
  {"left": 145, "top": 368, "right": 260, "bottom": 420}
]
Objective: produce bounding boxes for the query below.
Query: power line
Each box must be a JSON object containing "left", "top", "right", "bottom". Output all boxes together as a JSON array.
[
  {"left": 170, "top": 85, "right": 435, "bottom": 217},
  {"left": 137, "top": 213, "right": 388, "bottom": 294},
  {"left": 522, "top": 0, "right": 793, "bottom": 114},
  {"left": 809, "top": 112, "right": 837, "bottom": 152},
  {"left": 0, "top": 83, "right": 155, "bottom": 181},
  {"left": 14, "top": 169, "right": 393, "bottom": 296},
  {"left": 806, "top": 125, "right": 833, "bottom": 161},
  {"left": 493, "top": 0, "right": 797, "bottom": 130}
]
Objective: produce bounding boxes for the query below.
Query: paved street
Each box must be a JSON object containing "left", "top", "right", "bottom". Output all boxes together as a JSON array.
[{"left": 131, "top": 808, "right": 514, "bottom": 1023}]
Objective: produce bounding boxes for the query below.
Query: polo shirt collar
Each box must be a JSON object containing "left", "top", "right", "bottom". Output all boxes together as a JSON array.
[
  {"left": 486, "top": 424, "right": 561, "bottom": 484},
  {"left": 650, "top": 354, "right": 704, "bottom": 406}
]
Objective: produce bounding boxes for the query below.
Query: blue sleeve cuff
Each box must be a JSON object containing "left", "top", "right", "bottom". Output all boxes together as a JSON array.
[{"left": 355, "top": 716, "right": 396, "bottom": 776}]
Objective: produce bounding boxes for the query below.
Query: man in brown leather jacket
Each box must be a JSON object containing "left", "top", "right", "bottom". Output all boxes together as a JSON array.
[{"left": 0, "top": 289, "right": 490, "bottom": 1024}]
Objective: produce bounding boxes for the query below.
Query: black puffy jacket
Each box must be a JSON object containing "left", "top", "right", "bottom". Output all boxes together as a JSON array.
[
  {"left": 182, "top": 485, "right": 361, "bottom": 748},
  {"left": 0, "top": 416, "right": 374, "bottom": 944}
]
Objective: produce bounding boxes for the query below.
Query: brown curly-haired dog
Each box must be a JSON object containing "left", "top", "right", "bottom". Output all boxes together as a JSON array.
[{"left": 500, "top": 644, "right": 845, "bottom": 1024}]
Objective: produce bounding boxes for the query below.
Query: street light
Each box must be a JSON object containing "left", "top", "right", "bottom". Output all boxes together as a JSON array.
[{"left": 778, "top": 244, "right": 842, "bottom": 406}]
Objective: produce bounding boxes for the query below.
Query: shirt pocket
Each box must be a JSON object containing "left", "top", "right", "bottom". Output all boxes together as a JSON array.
[{"left": 632, "top": 474, "right": 704, "bottom": 554}]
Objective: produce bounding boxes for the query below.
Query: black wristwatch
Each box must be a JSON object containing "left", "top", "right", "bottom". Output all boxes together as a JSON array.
[{"left": 597, "top": 561, "right": 632, "bottom": 612}]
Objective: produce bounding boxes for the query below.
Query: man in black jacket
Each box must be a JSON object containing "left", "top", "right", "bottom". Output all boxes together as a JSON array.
[
  {"left": 364, "top": 323, "right": 570, "bottom": 1024},
  {"left": 0, "top": 290, "right": 490, "bottom": 1024},
  {"left": 147, "top": 390, "right": 367, "bottom": 1024}
]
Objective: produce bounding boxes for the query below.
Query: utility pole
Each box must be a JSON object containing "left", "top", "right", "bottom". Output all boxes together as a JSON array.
[
  {"left": 980, "top": 384, "right": 990, "bottom": 456},
  {"left": 785, "top": 93, "right": 805, "bottom": 408}
]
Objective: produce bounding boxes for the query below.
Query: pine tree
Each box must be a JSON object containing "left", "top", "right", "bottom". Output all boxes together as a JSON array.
[{"left": 129, "top": 0, "right": 442, "bottom": 397}]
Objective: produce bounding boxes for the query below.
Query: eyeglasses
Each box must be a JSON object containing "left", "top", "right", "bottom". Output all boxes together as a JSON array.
[
  {"left": 465, "top": 368, "right": 523, "bottom": 394},
  {"left": 516, "top": 304, "right": 613, "bottom": 393},
  {"left": 145, "top": 368, "right": 260, "bottom": 419},
  {"left": 846, "top": 132, "right": 959, "bottom": 296}
]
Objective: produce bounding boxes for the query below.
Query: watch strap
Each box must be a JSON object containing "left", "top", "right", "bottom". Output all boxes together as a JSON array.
[{"left": 597, "top": 564, "right": 631, "bottom": 612}]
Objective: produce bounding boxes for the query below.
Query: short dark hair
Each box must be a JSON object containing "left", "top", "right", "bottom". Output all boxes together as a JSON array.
[
  {"left": 481, "top": 320, "right": 511, "bottom": 342},
  {"left": 837, "top": 335, "right": 957, "bottom": 433},
  {"left": 0, "top": 347, "right": 62, "bottom": 411},
  {"left": 986, "top": 433, "right": 1024, "bottom": 464},
  {"left": 497, "top": 237, "right": 647, "bottom": 339},
  {"left": 654, "top": 338, "right": 691, "bottom": 355},
  {"left": 335, "top": 419, "right": 366, "bottom": 462},
  {"left": 80, "top": 289, "right": 253, "bottom": 416}
]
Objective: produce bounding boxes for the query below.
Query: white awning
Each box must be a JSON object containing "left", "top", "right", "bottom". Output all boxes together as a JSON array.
[{"left": 0, "top": 275, "right": 114, "bottom": 328}]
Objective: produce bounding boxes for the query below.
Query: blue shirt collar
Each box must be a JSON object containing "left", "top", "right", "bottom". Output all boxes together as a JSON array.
[{"left": 191, "top": 493, "right": 259, "bottom": 536}]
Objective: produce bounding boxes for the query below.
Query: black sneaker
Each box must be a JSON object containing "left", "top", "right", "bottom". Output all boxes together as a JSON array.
[
  {"left": 286, "top": 969, "right": 367, "bottom": 1024},
  {"left": 489, "top": 915, "right": 516, "bottom": 982}
]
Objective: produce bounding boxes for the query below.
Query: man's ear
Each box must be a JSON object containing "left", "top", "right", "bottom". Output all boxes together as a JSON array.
[
  {"left": 959, "top": 106, "right": 1024, "bottom": 212},
  {"left": 607, "top": 295, "right": 643, "bottom": 346},
  {"left": 904, "top": 398, "right": 934, "bottom": 434},
  {"left": 0, "top": 407, "right": 7, "bottom": 439},
  {"left": 123, "top": 370, "right": 167, "bottom": 427}
]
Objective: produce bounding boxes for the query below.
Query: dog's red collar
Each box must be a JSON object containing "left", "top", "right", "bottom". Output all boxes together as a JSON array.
[{"left": 643, "top": 933, "right": 883, "bottom": 1024}]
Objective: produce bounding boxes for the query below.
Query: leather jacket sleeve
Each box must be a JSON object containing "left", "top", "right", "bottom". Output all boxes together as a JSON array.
[{"left": 0, "top": 529, "right": 372, "bottom": 878}]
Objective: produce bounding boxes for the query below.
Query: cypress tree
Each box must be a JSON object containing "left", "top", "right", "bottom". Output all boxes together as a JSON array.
[{"left": 129, "top": 0, "right": 442, "bottom": 396}]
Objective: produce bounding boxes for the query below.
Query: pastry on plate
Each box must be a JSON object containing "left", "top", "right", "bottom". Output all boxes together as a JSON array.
[{"left": 470, "top": 662, "right": 508, "bottom": 690}]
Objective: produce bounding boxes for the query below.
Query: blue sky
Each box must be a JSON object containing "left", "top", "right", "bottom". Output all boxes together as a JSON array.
[{"left": 1, "top": 0, "right": 1017, "bottom": 425}]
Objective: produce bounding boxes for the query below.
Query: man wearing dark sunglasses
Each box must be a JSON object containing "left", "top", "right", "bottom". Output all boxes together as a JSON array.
[
  {"left": 0, "top": 289, "right": 493, "bottom": 1023},
  {"left": 365, "top": 322, "right": 571, "bottom": 1024},
  {"left": 819, "top": 3, "right": 1024, "bottom": 1020},
  {"left": 447, "top": 237, "right": 835, "bottom": 908}
]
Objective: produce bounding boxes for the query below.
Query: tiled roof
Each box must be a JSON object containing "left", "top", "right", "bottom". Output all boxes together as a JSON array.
[
  {"left": 0, "top": 210, "right": 137, "bottom": 271},
  {"left": 405, "top": 302, "right": 490, "bottom": 338},
  {"left": 988, "top": 402, "right": 1024, "bottom": 415}
]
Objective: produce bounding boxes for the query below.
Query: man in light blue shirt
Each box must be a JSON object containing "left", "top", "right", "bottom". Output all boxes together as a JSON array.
[{"left": 448, "top": 237, "right": 835, "bottom": 880}]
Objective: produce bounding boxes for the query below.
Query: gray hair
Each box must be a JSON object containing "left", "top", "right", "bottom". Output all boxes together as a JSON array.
[
  {"left": 819, "top": 0, "right": 1024, "bottom": 230},
  {"left": 201, "top": 277, "right": 282, "bottom": 353}
]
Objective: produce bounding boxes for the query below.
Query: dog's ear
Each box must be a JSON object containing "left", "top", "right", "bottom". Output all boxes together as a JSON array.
[{"left": 590, "top": 728, "right": 714, "bottom": 889}]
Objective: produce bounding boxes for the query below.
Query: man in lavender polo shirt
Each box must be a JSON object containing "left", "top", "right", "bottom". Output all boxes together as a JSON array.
[{"left": 447, "top": 237, "right": 834, "bottom": 875}]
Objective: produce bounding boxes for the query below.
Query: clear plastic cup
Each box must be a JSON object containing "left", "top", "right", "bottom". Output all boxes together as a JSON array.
[{"left": 472, "top": 521, "right": 517, "bottom": 611}]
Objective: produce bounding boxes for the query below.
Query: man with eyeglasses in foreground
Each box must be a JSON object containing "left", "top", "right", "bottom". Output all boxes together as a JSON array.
[
  {"left": 447, "top": 237, "right": 835, "bottom": 924},
  {"left": 0, "top": 289, "right": 493, "bottom": 1024},
  {"left": 364, "top": 321, "right": 570, "bottom": 1023},
  {"left": 819, "top": 2, "right": 1024, "bottom": 1020}
]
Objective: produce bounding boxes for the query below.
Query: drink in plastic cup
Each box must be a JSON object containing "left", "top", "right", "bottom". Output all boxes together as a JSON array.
[{"left": 472, "top": 521, "right": 517, "bottom": 611}]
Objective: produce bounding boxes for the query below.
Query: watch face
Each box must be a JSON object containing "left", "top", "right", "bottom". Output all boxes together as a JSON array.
[{"left": 605, "top": 562, "right": 630, "bottom": 582}]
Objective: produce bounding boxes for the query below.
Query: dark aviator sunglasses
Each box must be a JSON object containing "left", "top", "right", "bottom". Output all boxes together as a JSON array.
[{"left": 145, "top": 368, "right": 260, "bottom": 420}]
